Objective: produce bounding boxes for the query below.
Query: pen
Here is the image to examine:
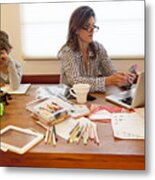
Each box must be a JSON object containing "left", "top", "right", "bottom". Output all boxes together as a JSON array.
[
  {"left": 67, "top": 123, "right": 80, "bottom": 143},
  {"left": 35, "top": 120, "right": 48, "bottom": 130},
  {"left": 75, "top": 125, "right": 84, "bottom": 143},
  {"left": 70, "top": 125, "right": 81, "bottom": 143},
  {"left": 92, "top": 124, "right": 100, "bottom": 145},
  {"left": 52, "top": 126, "right": 56, "bottom": 146},
  {"left": 39, "top": 106, "right": 54, "bottom": 113},
  {"left": 47, "top": 129, "right": 52, "bottom": 144},
  {"left": 89, "top": 123, "right": 95, "bottom": 140},
  {"left": 53, "top": 125, "right": 58, "bottom": 141},
  {"left": 45, "top": 127, "right": 50, "bottom": 144},
  {"left": 69, "top": 122, "right": 80, "bottom": 135},
  {"left": 82, "top": 125, "right": 89, "bottom": 145}
]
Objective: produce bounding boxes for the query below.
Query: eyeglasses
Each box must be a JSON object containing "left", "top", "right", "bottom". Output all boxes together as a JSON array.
[{"left": 81, "top": 25, "right": 99, "bottom": 32}]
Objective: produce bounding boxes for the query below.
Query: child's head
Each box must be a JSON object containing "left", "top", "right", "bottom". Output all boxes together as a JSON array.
[{"left": 0, "top": 30, "right": 12, "bottom": 54}]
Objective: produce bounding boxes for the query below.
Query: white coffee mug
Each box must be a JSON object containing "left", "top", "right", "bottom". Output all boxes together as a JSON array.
[{"left": 69, "top": 83, "right": 90, "bottom": 104}]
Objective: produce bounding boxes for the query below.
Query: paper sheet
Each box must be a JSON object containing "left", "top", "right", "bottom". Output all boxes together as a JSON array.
[
  {"left": 56, "top": 118, "right": 77, "bottom": 140},
  {"left": 55, "top": 117, "right": 96, "bottom": 140},
  {"left": 111, "top": 112, "right": 144, "bottom": 139}
]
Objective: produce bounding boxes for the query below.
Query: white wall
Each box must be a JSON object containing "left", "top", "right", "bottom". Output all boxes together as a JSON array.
[
  {"left": 1, "top": 4, "right": 61, "bottom": 75},
  {"left": 1, "top": 4, "right": 144, "bottom": 75}
]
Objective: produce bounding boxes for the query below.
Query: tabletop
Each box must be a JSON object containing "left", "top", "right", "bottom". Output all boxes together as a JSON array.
[{"left": 0, "top": 85, "right": 145, "bottom": 170}]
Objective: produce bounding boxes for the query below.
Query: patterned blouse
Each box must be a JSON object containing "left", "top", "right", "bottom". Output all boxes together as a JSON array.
[{"left": 58, "top": 41, "right": 116, "bottom": 92}]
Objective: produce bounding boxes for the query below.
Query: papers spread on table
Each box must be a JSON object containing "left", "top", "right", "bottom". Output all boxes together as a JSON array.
[
  {"left": 89, "top": 105, "right": 123, "bottom": 122},
  {"left": 69, "top": 104, "right": 90, "bottom": 118},
  {"left": 65, "top": 117, "right": 99, "bottom": 145},
  {"left": 35, "top": 84, "right": 70, "bottom": 99},
  {"left": 26, "top": 95, "right": 90, "bottom": 125},
  {"left": 55, "top": 118, "right": 77, "bottom": 140},
  {"left": 37, "top": 117, "right": 99, "bottom": 145},
  {"left": 1, "top": 84, "right": 31, "bottom": 94},
  {"left": 111, "top": 111, "right": 144, "bottom": 139}
]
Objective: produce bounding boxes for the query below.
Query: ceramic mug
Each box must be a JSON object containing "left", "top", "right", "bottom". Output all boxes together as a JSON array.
[{"left": 69, "top": 83, "right": 90, "bottom": 104}]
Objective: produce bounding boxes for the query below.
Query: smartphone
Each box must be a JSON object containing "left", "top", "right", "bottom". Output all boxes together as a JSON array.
[
  {"left": 129, "top": 64, "right": 138, "bottom": 73},
  {"left": 122, "top": 64, "right": 138, "bottom": 90},
  {"left": 67, "top": 93, "right": 96, "bottom": 101}
]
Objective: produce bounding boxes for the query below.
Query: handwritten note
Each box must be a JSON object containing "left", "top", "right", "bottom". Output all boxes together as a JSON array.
[{"left": 111, "top": 112, "right": 144, "bottom": 139}]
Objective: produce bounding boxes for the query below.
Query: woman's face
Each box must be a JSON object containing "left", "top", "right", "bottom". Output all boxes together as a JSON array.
[{"left": 77, "top": 16, "right": 95, "bottom": 44}]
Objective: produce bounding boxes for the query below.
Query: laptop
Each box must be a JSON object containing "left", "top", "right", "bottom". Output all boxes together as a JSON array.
[{"left": 105, "top": 72, "right": 144, "bottom": 109}]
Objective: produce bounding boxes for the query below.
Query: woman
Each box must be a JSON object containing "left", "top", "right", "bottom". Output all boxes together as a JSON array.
[
  {"left": 0, "top": 30, "right": 22, "bottom": 90},
  {"left": 58, "top": 6, "right": 135, "bottom": 92}
]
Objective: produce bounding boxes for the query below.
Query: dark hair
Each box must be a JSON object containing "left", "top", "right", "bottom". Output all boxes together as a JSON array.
[
  {"left": 63, "top": 6, "right": 97, "bottom": 58},
  {"left": 0, "top": 30, "right": 12, "bottom": 53}
]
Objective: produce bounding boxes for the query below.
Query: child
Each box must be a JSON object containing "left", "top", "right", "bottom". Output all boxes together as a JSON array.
[{"left": 0, "top": 30, "right": 22, "bottom": 90}]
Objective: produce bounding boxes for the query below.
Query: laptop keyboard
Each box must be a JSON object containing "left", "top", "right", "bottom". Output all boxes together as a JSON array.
[{"left": 119, "top": 96, "right": 133, "bottom": 105}]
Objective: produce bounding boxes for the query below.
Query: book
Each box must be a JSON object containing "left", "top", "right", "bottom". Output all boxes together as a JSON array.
[{"left": 1, "top": 84, "right": 31, "bottom": 94}]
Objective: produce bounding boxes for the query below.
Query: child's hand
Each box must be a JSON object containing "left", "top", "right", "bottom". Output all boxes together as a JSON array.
[
  {"left": 0, "top": 50, "right": 9, "bottom": 74},
  {"left": 0, "top": 83, "right": 5, "bottom": 87},
  {"left": 0, "top": 53, "right": 9, "bottom": 66}
]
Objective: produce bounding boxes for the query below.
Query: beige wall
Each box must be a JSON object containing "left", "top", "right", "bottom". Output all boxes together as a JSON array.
[{"left": 1, "top": 4, "right": 144, "bottom": 75}]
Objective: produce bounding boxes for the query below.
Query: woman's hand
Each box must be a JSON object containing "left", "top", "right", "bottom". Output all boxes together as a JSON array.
[
  {"left": 127, "top": 72, "right": 138, "bottom": 85},
  {"left": 105, "top": 72, "right": 129, "bottom": 87}
]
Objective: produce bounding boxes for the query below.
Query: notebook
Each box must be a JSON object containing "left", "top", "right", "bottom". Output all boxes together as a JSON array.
[
  {"left": 105, "top": 72, "right": 144, "bottom": 109},
  {"left": 1, "top": 84, "right": 31, "bottom": 94}
]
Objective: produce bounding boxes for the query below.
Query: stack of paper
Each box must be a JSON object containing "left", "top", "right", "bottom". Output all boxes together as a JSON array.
[{"left": 111, "top": 112, "right": 144, "bottom": 139}]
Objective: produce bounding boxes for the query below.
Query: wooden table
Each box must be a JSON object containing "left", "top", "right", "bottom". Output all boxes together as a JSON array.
[{"left": 0, "top": 85, "right": 145, "bottom": 169}]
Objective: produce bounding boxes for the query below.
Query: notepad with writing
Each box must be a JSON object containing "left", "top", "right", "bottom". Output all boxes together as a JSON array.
[
  {"left": 111, "top": 112, "right": 144, "bottom": 139},
  {"left": 1, "top": 84, "right": 31, "bottom": 94}
]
